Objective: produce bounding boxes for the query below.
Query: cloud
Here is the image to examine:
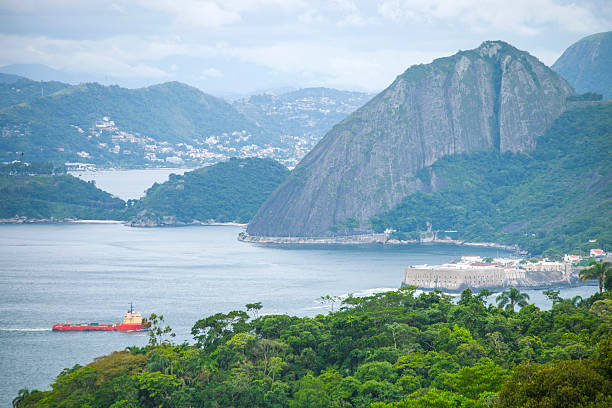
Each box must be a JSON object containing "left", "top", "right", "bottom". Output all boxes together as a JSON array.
[
  {"left": 200, "top": 67, "right": 223, "bottom": 79},
  {"left": 137, "top": 0, "right": 241, "bottom": 28},
  {"left": 226, "top": 41, "right": 445, "bottom": 91},
  {"left": 377, "top": 0, "right": 605, "bottom": 35},
  {"left": 0, "top": 34, "right": 172, "bottom": 79},
  {"left": 0, "top": 0, "right": 610, "bottom": 93}
]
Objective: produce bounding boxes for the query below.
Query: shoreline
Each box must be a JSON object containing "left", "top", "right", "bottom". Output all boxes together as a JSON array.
[
  {"left": 0, "top": 217, "right": 123, "bottom": 224},
  {"left": 237, "top": 232, "right": 520, "bottom": 252},
  {"left": 68, "top": 166, "right": 197, "bottom": 173},
  {"left": 0, "top": 217, "right": 246, "bottom": 227}
]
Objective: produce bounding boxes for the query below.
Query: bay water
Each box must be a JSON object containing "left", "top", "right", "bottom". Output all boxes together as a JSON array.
[{"left": 70, "top": 168, "right": 191, "bottom": 200}]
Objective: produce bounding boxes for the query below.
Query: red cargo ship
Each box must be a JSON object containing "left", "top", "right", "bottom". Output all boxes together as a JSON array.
[{"left": 52, "top": 304, "right": 149, "bottom": 332}]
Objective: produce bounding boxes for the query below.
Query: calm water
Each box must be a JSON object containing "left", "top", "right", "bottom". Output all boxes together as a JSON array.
[
  {"left": 0, "top": 224, "right": 598, "bottom": 405},
  {"left": 70, "top": 168, "right": 192, "bottom": 200}
]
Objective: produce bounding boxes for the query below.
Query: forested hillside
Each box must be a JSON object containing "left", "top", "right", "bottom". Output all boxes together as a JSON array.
[
  {"left": 0, "top": 169, "right": 125, "bottom": 220},
  {"left": 127, "top": 158, "right": 289, "bottom": 225},
  {"left": 0, "top": 81, "right": 268, "bottom": 167},
  {"left": 370, "top": 102, "right": 612, "bottom": 256},
  {"left": 13, "top": 287, "right": 612, "bottom": 407},
  {"left": 0, "top": 75, "right": 70, "bottom": 109}
]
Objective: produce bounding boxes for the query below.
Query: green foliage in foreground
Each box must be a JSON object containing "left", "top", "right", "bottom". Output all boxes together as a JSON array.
[
  {"left": 0, "top": 173, "right": 125, "bottom": 220},
  {"left": 126, "top": 158, "right": 290, "bottom": 224},
  {"left": 15, "top": 288, "right": 612, "bottom": 407},
  {"left": 371, "top": 103, "right": 612, "bottom": 256}
]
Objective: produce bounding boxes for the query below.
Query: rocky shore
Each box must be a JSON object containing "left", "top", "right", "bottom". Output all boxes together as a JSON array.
[
  {"left": 237, "top": 232, "right": 520, "bottom": 251},
  {"left": 128, "top": 211, "right": 246, "bottom": 228}
]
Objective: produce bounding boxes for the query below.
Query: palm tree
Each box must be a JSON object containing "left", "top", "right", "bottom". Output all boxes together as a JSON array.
[
  {"left": 12, "top": 389, "right": 33, "bottom": 408},
  {"left": 496, "top": 287, "right": 530, "bottom": 312},
  {"left": 579, "top": 261, "right": 612, "bottom": 294}
]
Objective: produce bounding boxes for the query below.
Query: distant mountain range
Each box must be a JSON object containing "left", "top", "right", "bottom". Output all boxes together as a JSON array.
[
  {"left": 552, "top": 31, "right": 612, "bottom": 99},
  {"left": 0, "top": 63, "right": 133, "bottom": 87},
  {"left": 0, "top": 73, "right": 371, "bottom": 168},
  {"left": 0, "top": 80, "right": 267, "bottom": 167},
  {"left": 233, "top": 88, "right": 373, "bottom": 166}
]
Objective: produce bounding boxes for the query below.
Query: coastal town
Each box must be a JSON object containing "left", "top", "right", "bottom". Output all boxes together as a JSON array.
[
  {"left": 403, "top": 249, "right": 609, "bottom": 292},
  {"left": 63, "top": 116, "right": 298, "bottom": 172}
]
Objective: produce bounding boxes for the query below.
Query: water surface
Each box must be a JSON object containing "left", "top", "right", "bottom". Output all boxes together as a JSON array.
[
  {"left": 70, "top": 168, "right": 192, "bottom": 200},
  {"left": 0, "top": 223, "right": 598, "bottom": 406}
]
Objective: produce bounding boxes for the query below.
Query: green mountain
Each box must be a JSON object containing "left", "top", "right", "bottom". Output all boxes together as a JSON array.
[
  {"left": 552, "top": 31, "right": 612, "bottom": 99},
  {"left": 247, "top": 41, "right": 574, "bottom": 239},
  {"left": 0, "top": 76, "right": 70, "bottom": 109},
  {"left": 0, "top": 73, "right": 29, "bottom": 84},
  {"left": 0, "top": 81, "right": 268, "bottom": 167},
  {"left": 0, "top": 164, "right": 125, "bottom": 220},
  {"left": 371, "top": 102, "right": 612, "bottom": 256},
  {"left": 127, "top": 158, "right": 289, "bottom": 226},
  {"left": 13, "top": 288, "right": 612, "bottom": 407}
]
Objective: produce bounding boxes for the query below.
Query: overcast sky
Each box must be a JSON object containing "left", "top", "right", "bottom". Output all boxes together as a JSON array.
[{"left": 1, "top": 0, "right": 611, "bottom": 95}]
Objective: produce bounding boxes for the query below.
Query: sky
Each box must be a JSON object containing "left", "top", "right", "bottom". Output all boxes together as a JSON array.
[{"left": 1, "top": 0, "right": 611, "bottom": 96}]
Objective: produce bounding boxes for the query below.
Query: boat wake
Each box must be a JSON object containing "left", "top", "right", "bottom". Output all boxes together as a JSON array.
[{"left": 0, "top": 327, "right": 52, "bottom": 332}]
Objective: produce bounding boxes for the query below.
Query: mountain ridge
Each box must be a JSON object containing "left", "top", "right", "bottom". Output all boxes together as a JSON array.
[{"left": 552, "top": 31, "right": 612, "bottom": 99}]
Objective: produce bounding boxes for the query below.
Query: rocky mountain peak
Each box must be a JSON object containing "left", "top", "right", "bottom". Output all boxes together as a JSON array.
[{"left": 246, "top": 41, "right": 575, "bottom": 238}]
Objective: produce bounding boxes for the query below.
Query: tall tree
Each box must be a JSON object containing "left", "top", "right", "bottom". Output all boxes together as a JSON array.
[
  {"left": 579, "top": 261, "right": 611, "bottom": 294},
  {"left": 496, "top": 288, "right": 530, "bottom": 312}
]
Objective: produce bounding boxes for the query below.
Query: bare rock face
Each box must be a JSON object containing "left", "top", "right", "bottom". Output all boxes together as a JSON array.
[{"left": 247, "top": 41, "right": 574, "bottom": 238}]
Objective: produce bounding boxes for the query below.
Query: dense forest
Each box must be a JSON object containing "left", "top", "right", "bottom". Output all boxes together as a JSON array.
[
  {"left": 0, "top": 158, "right": 289, "bottom": 225},
  {"left": 126, "top": 158, "right": 289, "bottom": 225},
  {"left": 0, "top": 161, "right": 124, "bottom": 220},
  {"left": 13, "top": 285, "right": 612, "bottom": 407},
  {"left": 370, "top": 102, "right": 612, "bottom": 257}
]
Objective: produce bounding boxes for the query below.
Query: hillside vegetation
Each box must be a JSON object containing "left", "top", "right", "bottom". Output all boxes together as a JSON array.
[
  {"left": 0, "top": 174, "right": 125, "bottom": 220},
  {"left": 371, "top": 102, "right": 612, "bottom": 256},
  {"left": 0, "top": 75, "right": 70, "bottom": 109},
  {"left": 13, "top": 287, "right": 612, "bottom": 407},
  {"left": 0, "top": 81, "right": 265, "bottom": 166},
  {"left": 127, "top": 158, "right": 289, "bottom": 225},
  {"left": 0, "top": 158, "right": 288, "bottom": 225}
]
